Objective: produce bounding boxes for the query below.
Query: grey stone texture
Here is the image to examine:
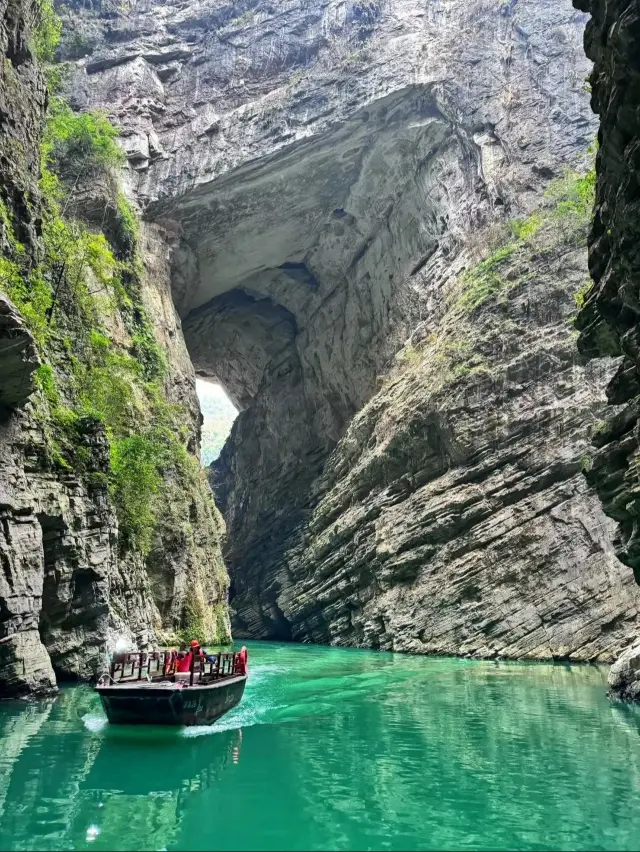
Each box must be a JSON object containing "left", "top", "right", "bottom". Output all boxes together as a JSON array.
[
  {"left": 0, "top": 0, "right": 228, "bottom": 697},
  {"left": 573, "top": 0, "right": 640, "bottom": 697},
  {"left": 609, "top": 640, "right": 640, "bottom": 702},
  {"left": 57, "top": 0, "right": 640, "bottom": 662}
]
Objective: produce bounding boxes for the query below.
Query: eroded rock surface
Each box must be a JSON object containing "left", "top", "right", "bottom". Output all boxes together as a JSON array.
[
  {"left": 0, "top": 0, "right": 229, "bottom": 697},
  {"left": 571, "top": 0, "right": 640, "bottom": 694},
  {"left": 0, "top": 296, "right": 39, "bottom": 413},
  {"left": 1, "top": 0, "right": 56, "bottom": 695},
  {"left": 1, "top": 412, "right": 121, "bottom": 692},
  {"left": 608, "top": 640, "right": 640, "bottom": 702},
  {"left": 59, "top": 0, "right": 640, "bottom": 660},
  {"left": 264, "top": 240, "right": 640, "bottom": 659},
  {"left": 574, "top": 0, "right": 640, "bottom": 573},
  {"left": 0, "top": 216, "right": 229, "bottom": 695}
]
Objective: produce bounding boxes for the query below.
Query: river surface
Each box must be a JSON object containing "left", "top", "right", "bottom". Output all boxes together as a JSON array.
[{"left": 1, "top": 642, "right": 640, "bottom": 851}]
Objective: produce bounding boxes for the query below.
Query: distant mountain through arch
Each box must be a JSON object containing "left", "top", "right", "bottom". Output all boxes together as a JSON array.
[{"left": 196, "top": 380, "right": 238, "bottom": 467}]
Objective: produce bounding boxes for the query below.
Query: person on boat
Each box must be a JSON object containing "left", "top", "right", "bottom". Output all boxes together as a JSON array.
[
  {"left": 236, "top": 646, "right": 248, "bottom": 675},
  {"left": 190, "top": 639, "right": 207, "bottom": 661},
  {"left": 175, "top": 640, "right": 206, "bottom": 673},
  {"left": 163, "top": 648, "right": 178, "bottom": 676},
  {"left": 175, "top": 650, "right": 192, "bottom": 673}
]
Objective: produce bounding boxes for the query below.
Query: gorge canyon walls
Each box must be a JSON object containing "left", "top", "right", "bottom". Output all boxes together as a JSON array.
[
  {"left": 59, "top": 0, "right": 640, "bottom": 662},
  {"left": 3, "top": 0, "right": 640, "bottom": 697}
]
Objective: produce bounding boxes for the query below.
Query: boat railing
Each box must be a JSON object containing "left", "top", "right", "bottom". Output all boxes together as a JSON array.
[{"left": 108, "top": 650, "right": 245, "bottom": 685}]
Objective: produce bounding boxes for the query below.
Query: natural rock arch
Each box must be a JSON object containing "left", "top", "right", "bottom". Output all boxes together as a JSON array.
[{"left": 58, "top": 0, "right": 640, "bottom": 659}]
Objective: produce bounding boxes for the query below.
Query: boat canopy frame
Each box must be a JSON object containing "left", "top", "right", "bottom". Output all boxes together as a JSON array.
[{"left": 107, "top": 650, "right": 245, "bottom": 687}]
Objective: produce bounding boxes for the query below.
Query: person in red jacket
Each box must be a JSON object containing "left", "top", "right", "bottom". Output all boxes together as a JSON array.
[
  {"left": 236, "top": 646, "right": 248, "bottom": 675},
  {"left": 175, "top": 649, "right": 192, "bottom": 673},
  {"left": 176, "top": 640, "right": 204, "bottom": 673}
]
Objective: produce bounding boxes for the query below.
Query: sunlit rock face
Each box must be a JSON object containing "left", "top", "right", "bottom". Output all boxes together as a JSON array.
[{"left": 64, "top": 0, "right": 640, "bottom": 659}]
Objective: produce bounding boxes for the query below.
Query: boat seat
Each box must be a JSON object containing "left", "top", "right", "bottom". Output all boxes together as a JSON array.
[{"left": 174, "top": 671, "right": 202, "bottom": 684}]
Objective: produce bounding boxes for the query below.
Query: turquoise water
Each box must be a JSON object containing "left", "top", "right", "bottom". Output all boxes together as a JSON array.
[{"left": 1, "top": 642, "right": 640, "bottom": 851}]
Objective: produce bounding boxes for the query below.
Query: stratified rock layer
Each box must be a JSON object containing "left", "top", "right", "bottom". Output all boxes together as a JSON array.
[
  {"left": 571, "top": 0, "right": 640, "bottom": 696},
  {"left": 227, "top": 231, "right": 640, "bottom": 660},
  {"left": 0, "top": 0, "right": 229, "bottom": 697},
  {"left": 0, "top": 216, "right": 229, "bottom": 695},
  {"left": 61, "top": 0, "right": 640, "bottom": 660},
  {"left": 1, "top": 0, "right": 56, "bottom": 694},
  {"left": 608, "top": 640, "right": 640, "bottom": 701},
  {"left": 574, "top": 0, "right": 640, "bottom": 570}
]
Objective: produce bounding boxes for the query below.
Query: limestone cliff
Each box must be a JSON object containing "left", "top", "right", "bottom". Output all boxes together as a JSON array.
[
  {"left": 571, "top": 0, "right": 640, "bottom": 694},
  {"left": 574, "top": 0, "right": 640, "bottom": 577},
  {"left": 59, "top": 0, "right": 640, "bottom": 661},
  {"left": 0, "top": 0, "right": 229, "bottom": 697}
]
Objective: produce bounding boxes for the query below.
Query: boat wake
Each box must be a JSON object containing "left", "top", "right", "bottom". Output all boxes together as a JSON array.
[
  {"left": 182, "top": 663, "right": 292, "bottom": 736},
  {"left": 82, "top": 714, "right": 109, "bottom": 733},
  {"left": 182, "top": 701, "right": 278, "bottom": 737}
]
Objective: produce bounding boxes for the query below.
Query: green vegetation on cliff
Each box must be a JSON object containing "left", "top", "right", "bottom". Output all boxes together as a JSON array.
[
  {"left": 393, "top": 157, "right": 596, "bottom": 390},
  {"left": 454, "top": 164, "right": 596, "bottom": 317},
  {"left": 0, "top": 43, "right": 205, "bottom": 562},
  {"left": 0, "top": 8, "right": 229, "bottom": 643},
  {"left": 31, "top": 0, "right": 62, "bottom": 62},
  {"left": 456, "top": 161, "right": 595, "bottom": 310}
]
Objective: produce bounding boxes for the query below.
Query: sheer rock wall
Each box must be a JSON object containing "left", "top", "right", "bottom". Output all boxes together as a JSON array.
[
  {"left": 574, "top": 0, "right": 640, "bottom": 574},
  {"left": 1, "top": 0, "right": 59, "bottom": 694},
  {"left": 61, "top": 0, "right": 640, "bottom": 660},
  {"left": 0, "top": 0, "right": 228, "bottom": 697},
  {"left": 573, "top": 0, "right": 640, "bottom": 693}
]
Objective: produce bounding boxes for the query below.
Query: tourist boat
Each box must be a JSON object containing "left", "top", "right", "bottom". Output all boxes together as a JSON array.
[{"left": 95, "top": 648, "right": 248, "bottom": 726}]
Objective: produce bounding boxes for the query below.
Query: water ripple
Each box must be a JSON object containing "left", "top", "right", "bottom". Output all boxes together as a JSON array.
[{"left": 1, "top": 643, "right": 640, "bottom": 851}]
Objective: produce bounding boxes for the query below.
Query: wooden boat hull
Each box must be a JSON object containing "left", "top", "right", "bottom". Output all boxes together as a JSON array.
[{"left": 96, "top": 675, "right": 247, "bottom": 726}]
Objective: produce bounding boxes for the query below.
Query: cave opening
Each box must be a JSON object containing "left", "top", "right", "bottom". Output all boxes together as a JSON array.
[
  {"left": 167, "top": 85, "right": 456, "bottom": 480},
  {"left": 195, "top": 379, "right": 238, "bottom": 467},
  {"left": 164, "top": 86, "right": 456, "bottom": 638},
  {"left": 155, "top": 50, "right": 597, "bottom": 642}
]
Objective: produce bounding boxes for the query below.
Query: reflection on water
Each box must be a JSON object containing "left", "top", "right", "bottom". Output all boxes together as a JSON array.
[{"left": 1, "top": 643, "right": 640, "bottom": 851}]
